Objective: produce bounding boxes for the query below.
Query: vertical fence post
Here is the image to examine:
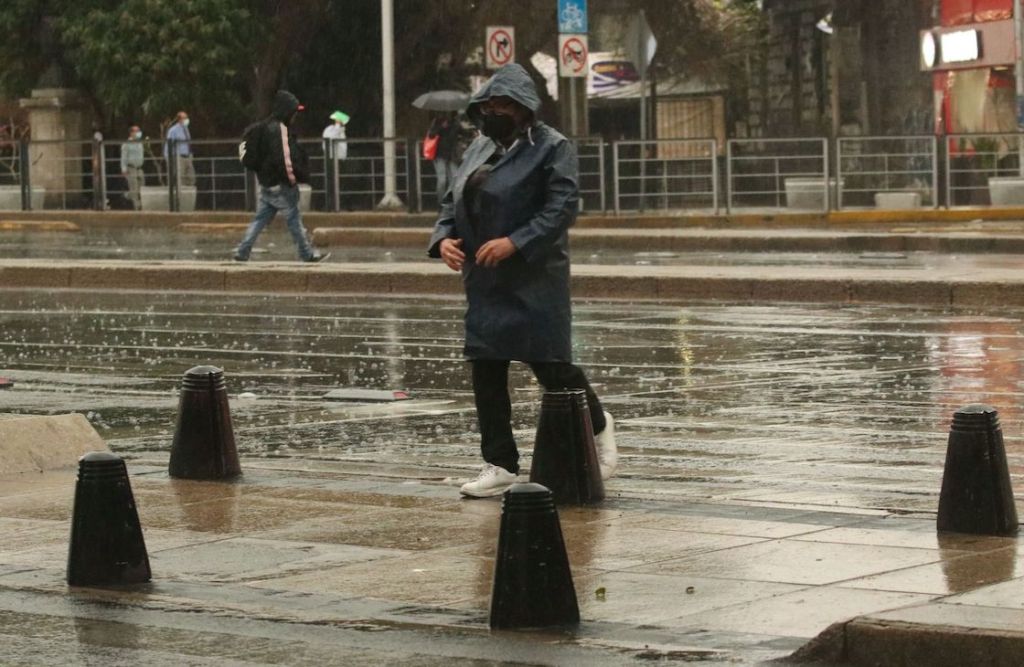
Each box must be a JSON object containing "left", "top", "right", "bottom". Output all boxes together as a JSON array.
[
  {"left": 932, "top": 135, "right": 940, "bottom": 209},
  {"left": 612, "top": 141, "right": 620, "bottom": 215},
  {"left": 168, "top": 140, "right": 178, "bottom": 212},
  {"left": 597, "top": 140, "right": 606, "bottom": 212},
  {"left": 823, "top": 138, "right": 831, "bottom": 213},
  {"left": 19, "top": 138, "right": 31, "bottom": 211},
  {"left": 93, "top": 138, "right": 104, "bottom": 211},
  {"left": 711, "top": 139, "right": 719, "bottom": 214},
  {"left": 944, "top": 134, "right": 953, "bottom": 208},
  {"left": 726, "top": 140, "right": 733, "bottom": 214},
  {"left": 323, "top": 139, "right": 335, "bottom": 213},
  {"left": 836, "top": 138, "right": 844, "bottom": 211},
  {"left": 414, "top": 140, "right": 424, "bottom": 213}
]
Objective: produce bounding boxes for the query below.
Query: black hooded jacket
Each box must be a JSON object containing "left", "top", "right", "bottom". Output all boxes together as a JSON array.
[{"left": 241, "top": 90, "right": 310, "bottom": 187}]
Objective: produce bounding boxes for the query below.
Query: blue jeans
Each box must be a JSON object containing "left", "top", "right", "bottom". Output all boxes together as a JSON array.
[{"left": 235, "top": 184, "right": 315, "bottom": 261}]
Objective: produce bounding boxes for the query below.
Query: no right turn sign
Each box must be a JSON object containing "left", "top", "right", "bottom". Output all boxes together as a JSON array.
[{"left": 486, "top": 26, "right": 515, "bottom": 69}]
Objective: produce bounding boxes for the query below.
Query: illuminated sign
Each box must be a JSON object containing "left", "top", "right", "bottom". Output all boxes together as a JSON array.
[
  {"left": 919, "top": 20, "right": 1014, "bottom": 71},
  {"left": 920, "top": 31, "right": 937, "bottom": 68},
  {"left": 939, "top": 29, "right": 979, "bottom": 64}
]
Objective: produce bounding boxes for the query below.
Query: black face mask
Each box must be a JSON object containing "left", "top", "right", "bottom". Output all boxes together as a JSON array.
[{"left": 481, "top": 113, "right": 517, "bottom": 140}]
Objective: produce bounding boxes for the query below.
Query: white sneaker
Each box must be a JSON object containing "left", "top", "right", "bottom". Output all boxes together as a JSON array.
[
  {"left": 595, "top": 411, "right": 618, "bottom": 480},
  {"left": 459, "top": 463, "right": 518, "bottom": 498}
]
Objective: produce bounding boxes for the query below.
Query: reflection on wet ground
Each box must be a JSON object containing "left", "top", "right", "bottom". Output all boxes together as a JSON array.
[
  {"left": 1, "top": 288, "right": 1021, "bottom": 516},
  {"left": 5, "top": 226, "right": 1024, "bottom": 270}
]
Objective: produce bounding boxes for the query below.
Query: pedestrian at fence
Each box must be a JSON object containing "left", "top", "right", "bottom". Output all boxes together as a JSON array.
[
  {"left": 426, "top": 111, "right": 459, "bottom": 202},
  {"left": 233, "top": 90, "right": 328, "bottom": 263},
  {"left": 427, "top": 63, "right": 618, "bottom": 498},
  {"left": 120, "top": 124, "right": 145, "bottom": 210},
  {"left": 323, "top": 110, "right": 350, "bottom": 207},
  {"left": 163, "top": 111, "right": 195, "bottom": 187}
]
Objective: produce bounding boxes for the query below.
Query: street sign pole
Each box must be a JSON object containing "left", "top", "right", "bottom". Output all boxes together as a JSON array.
[
  {"left": 557, "top": 0, "right": 589, "bottom": 138},
  {"left": 378, "top": 0, "right": 403, "bottom": 209}
]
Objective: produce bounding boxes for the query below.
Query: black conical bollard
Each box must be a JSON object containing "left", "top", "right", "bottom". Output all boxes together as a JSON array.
[
  {"left": 67, "top": 452, "right": 151, "bottom": 586},
  {"left": 937, "top": 405, "right": 1019, "bottom": 536},
  {"left": 169, "top": 365, "right": 241, "bottom": 480},
  {"left": 490, "top": 483, "right": 579, "bottom": 629},
  {"left": 529, "top": 390, "right": 604, "bottom": 505}
]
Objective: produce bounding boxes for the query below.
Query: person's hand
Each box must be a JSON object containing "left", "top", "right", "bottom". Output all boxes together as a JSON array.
[
  {"left": 476, "top": 237, "right": 516, "bottom": 267},
  {"left": 439, "top": 238, "right": 465, "bottom": 271}
]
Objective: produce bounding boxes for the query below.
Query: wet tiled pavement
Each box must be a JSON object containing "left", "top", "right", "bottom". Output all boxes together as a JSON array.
[{"left": 0, "top": 287, "right": 1022, "bottom": 664}]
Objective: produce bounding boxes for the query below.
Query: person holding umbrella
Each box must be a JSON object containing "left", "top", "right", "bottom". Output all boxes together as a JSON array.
[
  {"left": 426, "top": 111, "right": 459, "bottom": 202},
  {"left": 426, "top": 64, "right": 618, "bottom": 498},
  {"left": 413, "top": 90, "right": 472, "bottom": 203}
]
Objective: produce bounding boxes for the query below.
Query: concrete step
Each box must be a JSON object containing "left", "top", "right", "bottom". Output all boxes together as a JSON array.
[
  {"left": 312, "top": 226, "right": 1024, "bottom": 253},
  {"left": 3, "top": 258, "right": 1024, "bottom": 306}
]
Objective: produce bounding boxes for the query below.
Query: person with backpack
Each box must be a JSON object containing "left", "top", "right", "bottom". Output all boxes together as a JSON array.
[{"left": 233, "top": 90, "right": 328, "bottom": 263}]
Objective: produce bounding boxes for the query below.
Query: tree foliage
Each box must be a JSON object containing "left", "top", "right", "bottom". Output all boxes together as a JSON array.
[
  {"left": 58, "top": 0, "right": 253, "bottom": 120},
  {"left": 0, "top": 0, "right": 761, "bottom": 136}
]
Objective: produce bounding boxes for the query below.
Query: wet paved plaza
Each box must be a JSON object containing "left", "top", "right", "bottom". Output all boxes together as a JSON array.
[
  {"left": 1, "top": 287, "right": 1022, "bottom": 664},
  {"left": 1, "top": 288, "right": 1022, "bottom": 515}
]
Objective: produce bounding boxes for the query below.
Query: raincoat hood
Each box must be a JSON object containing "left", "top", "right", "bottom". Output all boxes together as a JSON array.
[
  {"left": 467, "top": 64, "right": 542, "bottom": 124},
  {"left": 271, "top": 90, "right": 303, "bottom": 123}
]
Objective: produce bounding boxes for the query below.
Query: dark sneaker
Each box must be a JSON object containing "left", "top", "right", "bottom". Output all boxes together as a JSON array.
[
  {"left": 232, "top": 254, "right": 248, "bottom": 262},
  {"left": 304, "top": 252, "right": 330, "bottom": 263}
]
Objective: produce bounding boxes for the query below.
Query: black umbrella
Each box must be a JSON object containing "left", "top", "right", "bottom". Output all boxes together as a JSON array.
[{"left": 412, "top": 90, "right": 470, "bottom": 112}]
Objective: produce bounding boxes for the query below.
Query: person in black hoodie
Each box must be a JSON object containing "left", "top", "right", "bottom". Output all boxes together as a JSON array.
[{"left": 234, "top": 90, "right": 327, "bottom": 263}]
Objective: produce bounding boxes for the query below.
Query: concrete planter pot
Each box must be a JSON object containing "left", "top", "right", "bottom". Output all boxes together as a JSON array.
[
  {"left": 874, "top": 192, "right": 922, "bottom": 209},
  {"left": 785, "top": 178, "right": 839, "bottom": 211},
  {"left": 0, "top": 185, "right": 45, "bottom": 210},
  {"left": 988, "top": 177, "right": 1024, "bottom": 206},
  {"left": 140, "top": 186, "right": 171, "bottom": 211},
  {"left": 140, "top": 185, "right": 197, "bottom": 211},
  {"left": 178, "top": 186, "right": 197, "bottom": 212}
]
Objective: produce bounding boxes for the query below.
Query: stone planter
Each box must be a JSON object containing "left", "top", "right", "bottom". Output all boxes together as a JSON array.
[
  {"left": 140, "top": 185, "right": 197, "bottom": 211},
  {"left": 178, "top": 186, "right": 197, "bottom": 212},
  {"left": 785, "top": 178, "right": 838, "bottom": 210},
  {"left": 140, "top": 186, "right": 170, "bottom": 211},
  {"left": 0, "top": 185, "right": 45, "bottom": 210},
  {"left": 874, "top": 192, "right": 921, "bottom": 209},
  {"left": 988, "top": 177, "right": 1024, "bottom": 206}
]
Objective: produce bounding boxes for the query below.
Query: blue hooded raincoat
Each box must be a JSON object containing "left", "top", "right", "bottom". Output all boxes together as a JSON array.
[{"left": 427, "top": 64, "right": 579, "bottom": 363}]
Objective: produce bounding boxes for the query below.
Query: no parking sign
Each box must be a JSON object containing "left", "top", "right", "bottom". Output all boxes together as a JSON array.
[{"left": 558, "top": 34, "right": 588, "bottom": 78}]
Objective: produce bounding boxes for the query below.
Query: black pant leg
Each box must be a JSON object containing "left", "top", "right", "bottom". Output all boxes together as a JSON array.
[
  {"left": 528, "top": 361, "right": 607, "bottom": 434},
  {"left": 471, "top": 359, "right": 519, "bottom": 474}
]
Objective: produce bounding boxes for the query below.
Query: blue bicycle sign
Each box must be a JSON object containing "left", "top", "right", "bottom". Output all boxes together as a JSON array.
[{"left": 558, "top": 0, "right": 588, "bottom": 34}]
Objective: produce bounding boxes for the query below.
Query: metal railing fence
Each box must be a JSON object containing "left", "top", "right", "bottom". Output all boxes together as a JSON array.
[
  {"left": 836, "top": 136, "right": 938, "bottom": 209},
  {"left": 614, "top": 139, "right": 717, "bottom": 214},
  {"left": 6, "top": 133, "right": 1024, "bottom": 213},
  {"left": 0, "top": 138, "right": 28, "bottom": 210},
  {"left": 727, "top": 138, "right": 828, "bottom": 212},
  {"left": 946, "top": 133, "right": 1023, "bottom": 207}
]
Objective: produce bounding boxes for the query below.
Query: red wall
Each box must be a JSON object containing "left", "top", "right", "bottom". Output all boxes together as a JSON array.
[{"left": 941, "top": 0, "right": 1012, "bottom": 25}]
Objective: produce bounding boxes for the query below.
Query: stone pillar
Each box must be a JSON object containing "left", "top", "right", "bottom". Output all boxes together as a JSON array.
[{"left": 19, "top": 88, "right": 92, "bottom": 208}]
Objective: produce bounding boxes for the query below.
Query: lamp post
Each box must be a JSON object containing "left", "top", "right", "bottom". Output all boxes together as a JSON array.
[{"left": 378, "top": 0, "right": 404, "bottom": 209}]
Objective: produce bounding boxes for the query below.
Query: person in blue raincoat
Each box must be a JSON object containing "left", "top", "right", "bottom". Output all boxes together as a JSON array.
[{"left": 427, "top": 63, "right": 618, "bottom": 498}]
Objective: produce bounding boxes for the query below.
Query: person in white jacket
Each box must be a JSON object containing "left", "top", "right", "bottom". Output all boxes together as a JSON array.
[{"left": 322, "top": 110, "right": 349, "bottom": 208}]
